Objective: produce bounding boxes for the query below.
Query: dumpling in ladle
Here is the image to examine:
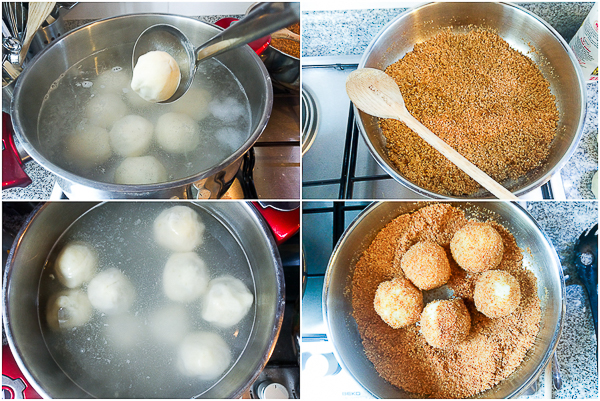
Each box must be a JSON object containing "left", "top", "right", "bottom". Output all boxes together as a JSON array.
[{"left": 131, "top": 51, "right": 181, "bottom": 102}]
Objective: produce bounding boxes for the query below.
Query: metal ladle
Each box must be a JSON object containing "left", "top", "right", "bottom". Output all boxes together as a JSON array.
[{"left": 132, "top": 2, "right": 299, "bottom": 104}]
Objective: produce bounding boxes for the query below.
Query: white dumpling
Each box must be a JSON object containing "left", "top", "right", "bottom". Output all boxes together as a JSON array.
[
  {"left": 87, "top": 268, "right": 135, "bottom": 315},
  {"left": 153, "top": 206, "right": 205, "bottom": 252},
  {"left": 171, "top": 88, "right": 211, "bottom": 121},
  {"left": 123, "top": 87, "right": 150, "bottom": 110},
  {"left": 114, "top": 156, "right": 167, "bottom": 185},
  {"left": 85, "top": 93, "right": 127, "bottom": 129},
  {"left": 149, "top": 304, "right": 190, "bottom": 345},
  {"left": 105, "top": 314, "right": 144, "bottom": 350},
  {"left": 209, "top": 97, "right": 246, "bottom": 123},
  {"left": 155, "top": 112, "right": 200, "bottom": 154},
  {"left": 215, "top": 127, "right": 245, "bottom": 152},
  {"left": 201, "top": 276, "right": 254, "bottom": 328},
  {"left": 163, "top": 252, "right": 209, "bottom": 303},
  {"left": 109, "top": 115, "right": 154, "bottom": 157},
  {"left": 54, "top": 242, "right": 98, "bottom": 288},
  {"left": 46, "top": 289, "right": 93, "bottom": 331},
  {"left": 131, "top": 51, "right": 181, "bottom": 102},
  {"left": 65, "top": 125, "right": 112, "bottom": 169},
  {"left": 177, "top": 332, "right": 232, "bottom": 380},
  {"left": 94, "top": 68, "right": 130, "bottom": 94}
]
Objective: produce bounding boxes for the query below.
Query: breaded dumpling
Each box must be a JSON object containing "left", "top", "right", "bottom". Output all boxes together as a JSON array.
[
  {"left": 450, "top": 222, "right": 504, "bottom": 273},
  {"left": 374, "top": 277, "right": 423, "bottom": 329},
  {"left": 401, "top": 241, "right": 451, "bottom": 290},
  {"left": 474, "top": 270, "right": 521, "bottom": 318},
  {"left": 420, "top": 298, "right": 471, "bottom": 349}
]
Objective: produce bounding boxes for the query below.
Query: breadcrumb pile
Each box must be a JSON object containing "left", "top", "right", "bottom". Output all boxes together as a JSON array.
[{"left": 381, "top": 29, "right": 559, "bottom": 196}]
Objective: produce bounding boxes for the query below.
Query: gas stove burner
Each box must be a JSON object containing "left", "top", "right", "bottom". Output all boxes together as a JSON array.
[{"left": 301, "top": 84, "right": 320, "bottom": 155}]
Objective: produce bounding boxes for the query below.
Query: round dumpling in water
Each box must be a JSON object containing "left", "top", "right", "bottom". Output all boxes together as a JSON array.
[
  {"left": 46, "top": 289, "right": 93, "bottom": 331},
  {"left": 201, "top": 276, "right": 254, "bottom": 328},
  {"left": 163, "top": 252, "right": 210, "bottom": 303},
  {"left": 153, "top": 206, "right": 205, "bottom": 252},
  {"left": 54, "top": 242, "right": 98, "bottom": 289},
  {"left": 155, "top": 112, "right": 200, "bottom": 154},
  {"left": 85, "top": 93, "right": 127, "bottom": 129},
  {"left": 94, "top": 68, "right": 130, "bottom": 94},
  {"left": 171, "top": 88, "right": 211, "bottom": 121},
  {"left": 65, "top": 125, "right": 112, "bottom": 170},
  {"left": 105, "top": 313, "right": 144, "bottom": 350},
  {"left": 114, "top": 156, "right": 167, "bottom": 185},
  {"left": 209, "top": 97, "right": 246, "bottom": 124},
  {"left": 177, "top": 332, "right": 232, "bottom": 380},
  {"left": 149, "top": 304, "right": 190, "bottom": 345},
  {"left": 109, "top": 115, "right": 154, "bottom": 157},
  {"left": 87, "top": 268, "right": 136, "bottom": 315}
]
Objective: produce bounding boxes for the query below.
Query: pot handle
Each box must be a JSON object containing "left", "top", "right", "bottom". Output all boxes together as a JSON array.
[
  {"left": 214, "top": 18, "right": 271, "bottom": 56},
  {"left": 252, "top": 201, "right": 299, "bottom": 245},
  {"left": 2, "top": 344, "right": 42, "bottom": 399},
  {"left": 2, "top": 112, "right": 32, "bottom": 190}
]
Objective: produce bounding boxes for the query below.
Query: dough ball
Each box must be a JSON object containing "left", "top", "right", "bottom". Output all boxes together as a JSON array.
[
  {"left": 65, "top": 125, "right": 112, "bottom": 169},
  {"left": 171, "top": 87, "right": 212, "bottom": 121},
  {"left": 105, "top": 314, "right": 144, "bottom": 349},
  {"left": 131, "top": 51, "right": 180, "bottom": 102},
  {"left": 95, "top": 68, "right": 130, "bottom": 94},
  {"left": 85, "top": 93, "right": 127, "bottom": 129},
  {"left": 153, "top": 206, "right": 205, "bottom": 252},
  {"left": 149, "top": 304, "right": 190, "bottom": 345},
  {"left": 401, "top": 241, "right": 451, "bottom": 290},
  {"left": 420, "top": 299, "right": 471, "bottom": 349},
  {"left": 114, "top": 156, "right": 168, "bottom": 185},
  {"left": 201, "top": 276, "right": 254, "bottom": 328},
  {"left": 450, "top": 222, "right": 504, "bottom": 273},
  {"left": 163, "top": 252, "right": 210, "bottom": 303},
  {"left": 209, "top": 97, "right": 246, "bottom": 123},
  {"left": 155, "top": 112, "right": 200, "bottom": 154},
  {"left": 177, "top": 332, "right": 232, "bottom": 380},
  {"left": 373, "top": 277, "right": 423, "bottom": 329},
  {"left": 474, "top": 270, "right": 521, "bottom": 318},
  {"left": 122, "top": 88, "right": 149, "bottom": 110},
  {"left": 87, "top": 268, "right": 136, "bottom": 315},
  {"left": 215, "top": 127, "right": 246, "bottom": 152},
  {"left": 109, "top": 115, "right": 154, "bottom": 157},
  {"left": 46, "top": 289, "right": 93, "bottom": 331},
  {"left": 54, "top": 242, "right": 98, "bottom": 288}
]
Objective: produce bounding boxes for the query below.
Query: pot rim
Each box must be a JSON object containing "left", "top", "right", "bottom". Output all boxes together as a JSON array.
[
  {"left": 10, "top": 13, "right": 274, "bottom": 194},
  {"left": 3, "top": 201, "right": 286, "bottom": 399},
  {"left": 354, "top": 1, "right": 587, "bottom": 199},
  {"left": 322, "top": 201, "right": 565, "bottom": 399}
]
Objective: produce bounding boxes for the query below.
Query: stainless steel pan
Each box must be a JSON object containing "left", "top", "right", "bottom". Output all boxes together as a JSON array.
[
  {"left": 354, "top": 2, "right": 586, "bottom": 198},
  {"left": 10, "top": 14, "right": 273, "bottom": 199},
  {"left": 3, "top": 201, "right": 285, "bottom": 398},
  {"left": 323, "top": 201, "right": 565, "bottom": 398}
]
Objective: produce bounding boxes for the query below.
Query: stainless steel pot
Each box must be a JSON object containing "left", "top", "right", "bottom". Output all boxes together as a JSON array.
[
  {"left": 10, "top": 14, "right": 273, "bottom": 199},
  {"left": 3, "top": 201, "right": 285, "bottom": 398},
  {"left": 355, "top": 2, "right": 586, "bottom": 199},
  {"left": 323, "top": 201, "right": 565, "bottom": 398}
]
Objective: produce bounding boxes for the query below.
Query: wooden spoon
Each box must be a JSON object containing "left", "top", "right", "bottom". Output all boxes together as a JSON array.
[
  {"left": 271, "top": 28, "right": 300, "bottom": 42},
  {"left": 346, "top": 68, "right": 518, "bottom": 200}
]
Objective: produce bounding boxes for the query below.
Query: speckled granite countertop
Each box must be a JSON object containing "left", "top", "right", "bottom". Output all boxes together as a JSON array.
[
  {"left": 521, "top": 201, "right": 598, "bottom": 399},
  {"left": 301, "top": 2, "right": 598, "bottom": 200}
]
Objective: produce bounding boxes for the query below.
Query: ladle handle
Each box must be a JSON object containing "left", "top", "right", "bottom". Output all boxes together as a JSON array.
[
  {"left": 194, "top": 2, "right": 299, "bottom": 63},
  {"left": 401, "top": 112, "right": 518, "bottom": 200}
]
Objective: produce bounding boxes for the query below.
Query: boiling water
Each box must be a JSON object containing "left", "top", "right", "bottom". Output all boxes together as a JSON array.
[
  {"left": 37, "top": 43, "right": 252, "bottom": 184},
  {"left": 38, "top": 203, "right": 255, "bottom": 398}
]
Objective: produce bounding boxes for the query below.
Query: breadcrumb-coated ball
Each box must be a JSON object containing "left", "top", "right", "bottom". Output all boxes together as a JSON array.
[
  {"left": 450, "top": 222, "right": 504, "bottom": 273},
  {"left": 420, "top": 298, "right": 471, "bottom": 349},
  {"left": 474, "top": 270, "right": 521, "bottom": 318},
  {"left": 374, "top": 277, "right": 423, "bottom": 329},
  {"left": 401, "top": 241, "right": 451, "bottom": 290}
]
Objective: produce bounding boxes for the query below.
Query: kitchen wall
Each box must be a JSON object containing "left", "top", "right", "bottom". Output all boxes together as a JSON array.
[{"left": 64, "top": 2, "right": 253, "bottom": 19}]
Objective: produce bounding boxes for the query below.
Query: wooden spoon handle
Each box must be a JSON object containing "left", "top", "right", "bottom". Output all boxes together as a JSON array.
[{"left": 400, "top": 111, "right": 518, "bottom": 200}]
